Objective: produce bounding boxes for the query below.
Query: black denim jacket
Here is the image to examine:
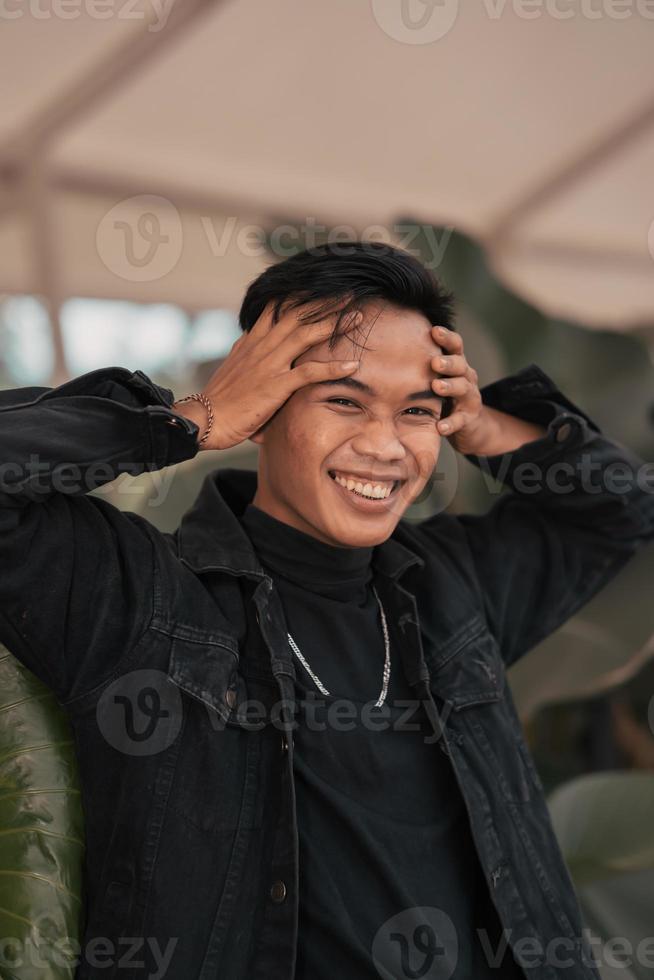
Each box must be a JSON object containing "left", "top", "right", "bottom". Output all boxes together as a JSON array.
[{"left": 1, "top": 363, "right": 652, "bottom": 979}]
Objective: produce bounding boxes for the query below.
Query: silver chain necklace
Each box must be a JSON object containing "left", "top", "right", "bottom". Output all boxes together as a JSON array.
[{"left": 286, "top": 584, "right": 391, "bottom": 708}]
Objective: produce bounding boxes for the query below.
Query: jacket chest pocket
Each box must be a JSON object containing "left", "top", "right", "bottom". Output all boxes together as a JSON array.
[
  {"left": 164, "top": 634, "right": 281, "bottom": 836},
  {"left": 428, "top": 624, "right": 535, "bottom": 805}
]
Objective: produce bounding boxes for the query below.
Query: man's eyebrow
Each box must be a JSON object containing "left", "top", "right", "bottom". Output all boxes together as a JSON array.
[
  {"left": 314, "top": 377, "right": 376, "bottom": 396},
  {"left": 313, "top": 377, "right": 444, "bottom": 400},
  {"left": 406, "top": 388, "right": 442, "bottom": 402}
]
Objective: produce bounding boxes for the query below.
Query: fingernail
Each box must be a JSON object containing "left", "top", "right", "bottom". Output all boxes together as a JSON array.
[
  {"left": 439, "top": 421, "right": 450, "bottom": 433},
  {"left": 343, "top": 360, "right": 359, "bottom": 369}
]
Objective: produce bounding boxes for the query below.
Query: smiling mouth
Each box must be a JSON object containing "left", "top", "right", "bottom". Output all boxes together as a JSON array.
[{"left": 328, "top": 470, "right": 402, "bottom": 500}]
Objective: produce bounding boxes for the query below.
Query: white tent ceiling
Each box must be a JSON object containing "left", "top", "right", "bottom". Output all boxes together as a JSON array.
[{"left": 1, "top": 0, "right": 654, "bottom": 382}]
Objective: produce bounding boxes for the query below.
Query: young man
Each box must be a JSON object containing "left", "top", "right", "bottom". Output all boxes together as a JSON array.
[{"left": 1, "top": 241, "right": 652, "bottom": 979}]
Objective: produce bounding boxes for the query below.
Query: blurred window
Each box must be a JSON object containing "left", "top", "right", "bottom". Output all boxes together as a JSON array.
[
  {"left": 0, "top": 296, "right": 242, "bottom": 389},
  {"left": 187, "top": 309, "right": 241, "bottom": 361},
  {"left": 0, "top": 296, "right": 54, "bottom": 386},
  {"left": 61, "top": 299, "right": 189, "bottom": 376}
]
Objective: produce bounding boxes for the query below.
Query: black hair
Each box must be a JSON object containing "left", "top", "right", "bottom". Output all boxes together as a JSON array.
[{"left": 238, "top": 241, "right": 456, "bottom": 353}]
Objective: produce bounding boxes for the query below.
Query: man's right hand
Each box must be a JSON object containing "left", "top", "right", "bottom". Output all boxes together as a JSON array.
[{"left": 174, "top": 302, "right": 361, "bottom": 451}]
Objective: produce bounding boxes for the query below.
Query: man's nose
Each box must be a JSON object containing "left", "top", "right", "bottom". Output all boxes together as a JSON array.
[{"left": 350, "top": 418, "right": 407, "bottom": 462}]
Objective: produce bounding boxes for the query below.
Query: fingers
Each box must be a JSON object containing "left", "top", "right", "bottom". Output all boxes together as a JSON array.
[
  {"left": 228, "top": 333, "right": 248, "bottom": 355},
  {"left": 267, "top": 306, "right": 363, "bottom": 353},
  {"left": 438, "top": 410, "right": 474, "bottom": 436},
  {"left": 265, "top": 303, "right": 332, "bottom": 343},
  {"left": 248, "top": 300, "right": 276, "bottom": 340},
  {"left": 285, "top": 357, "right": 360, "bottom": 392},
  {"left": 256, "top": 314, "right": 339, "bottom": 364},
  {"left": 431, "top": 375, "right": 480, "bottom": 402},
  {"left": 284, "top": 318, "right": 346, "bottom": 356},
  {"left": 275, "top": 318, "right": 362, "bottom": 373},
  {"left": 430, "top": 330, "right": 479, "bottom": 388},
  {"left": 428, "top": 329, "right": 483, "bottom": 440},
  {"left": 431, "top": 325, "right": 464, "bottom": 353},
  {"left": 431, "top": 352, "right": 468, "bottom": 377}
]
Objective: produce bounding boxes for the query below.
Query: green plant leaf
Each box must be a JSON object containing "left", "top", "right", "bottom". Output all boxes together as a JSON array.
[
  {"left": 548, "top": 771, "right": 654, "bottom": 886},
  {"left": 0, "top": 644, "right": 84, "bottom": 979}
]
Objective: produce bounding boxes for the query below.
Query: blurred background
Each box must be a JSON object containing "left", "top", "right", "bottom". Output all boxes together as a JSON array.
[{"left": 1, "top": 1, "right": 654, "bottom": 976}]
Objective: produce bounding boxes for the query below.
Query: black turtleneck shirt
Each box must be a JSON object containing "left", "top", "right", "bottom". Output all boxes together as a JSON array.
[{"left": 240, "top": 503, "right": 524, "bottom": 980}]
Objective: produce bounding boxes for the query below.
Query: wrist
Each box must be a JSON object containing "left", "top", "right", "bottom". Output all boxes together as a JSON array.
[
  {"left": 468, "top": 405, "right": 547, "bottom": 456},
  {"left": 171, "top": 396, "right": 212, "bottom": 448},
  {"left": 451, "top": 406, "right": 501, "bottom": 456}
]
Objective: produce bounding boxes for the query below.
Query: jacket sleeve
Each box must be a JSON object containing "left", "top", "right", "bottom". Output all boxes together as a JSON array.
[
  {"left": 452, "top": 364, "right": 654, "bottom": 668},
  {"left": 0, "top": 366, "right": 200, "bottom": 703}
]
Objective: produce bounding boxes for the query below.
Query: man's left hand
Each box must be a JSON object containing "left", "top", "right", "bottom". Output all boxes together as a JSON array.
[
  {"left": 430, "top": 326, "right": 547, "bottom": 456},
  {"left": 429, "top": 325, "right": 489, "bottom": 454}
]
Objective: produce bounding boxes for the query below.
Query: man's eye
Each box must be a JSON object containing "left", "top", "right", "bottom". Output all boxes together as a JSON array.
[
  {"left": 404, "top": 407, "right": 438, "bottom": 418},
  {"left": 327, "top": 397, "right": 358, "bottom": 408}
]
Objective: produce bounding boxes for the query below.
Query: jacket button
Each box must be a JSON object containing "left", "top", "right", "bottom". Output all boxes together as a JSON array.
[
  {"left": 281, "top": 733, "right": 290, "bottom": 753},
  {"left": 270, "top": 880, "right": 287, "bottom": 903},
  {"left": 225, "top": 689, "right": 237, "bottom": 709},
  {"left": 555, "top": 422, "right": 572, "bottom": 443}
]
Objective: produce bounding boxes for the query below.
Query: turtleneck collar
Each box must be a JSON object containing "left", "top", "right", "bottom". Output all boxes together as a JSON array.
[{"left": 240, "top": 503, "right": 373, "bottom": 603}]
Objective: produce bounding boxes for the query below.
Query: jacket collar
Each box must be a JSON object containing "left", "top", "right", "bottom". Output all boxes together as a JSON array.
[{"left": 176, "top": 467, "right": 424, "bottom": 582}]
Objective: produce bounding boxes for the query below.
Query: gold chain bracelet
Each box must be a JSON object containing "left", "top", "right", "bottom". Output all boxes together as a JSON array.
[{"left": 171, "top": 392, "right": 214, "bottom": 446}]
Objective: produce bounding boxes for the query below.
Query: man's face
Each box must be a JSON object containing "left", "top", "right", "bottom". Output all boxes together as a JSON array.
[{"left": 250, "top": 303, "right": 444, "bottom": 547}]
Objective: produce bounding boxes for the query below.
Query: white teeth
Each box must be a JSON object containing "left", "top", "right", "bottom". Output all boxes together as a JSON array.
[{"left": 332, "top": 473, "right": 394, "bottom": 499}]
